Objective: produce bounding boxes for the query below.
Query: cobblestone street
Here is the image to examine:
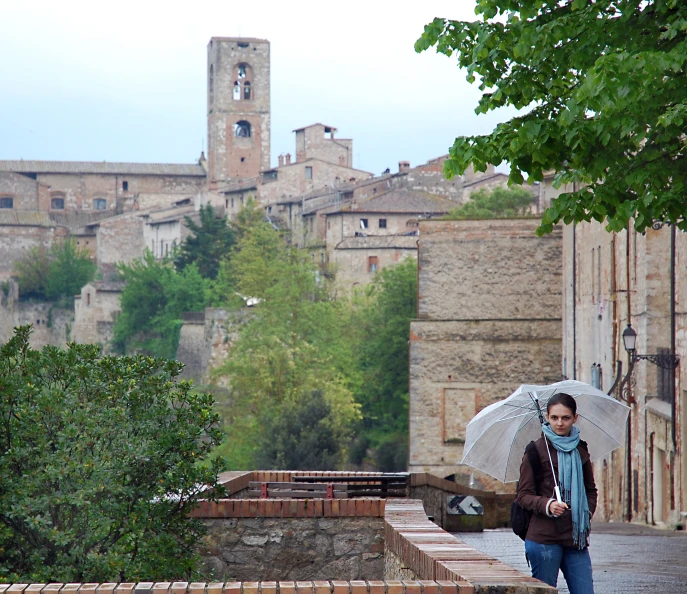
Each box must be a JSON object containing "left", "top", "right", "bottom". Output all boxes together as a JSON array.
[{"left": 455, "top": 523, "right": 687, "bottom": 593}]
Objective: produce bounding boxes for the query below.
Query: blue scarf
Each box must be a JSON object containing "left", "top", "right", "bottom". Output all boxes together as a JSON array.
[{"left": 542, "top": 424, "right": 591, "bottom": 549}]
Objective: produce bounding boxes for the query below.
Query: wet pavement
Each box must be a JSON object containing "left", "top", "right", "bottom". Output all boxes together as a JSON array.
[{"left": 454, "top": 523, "right": 687, "bottom": 593}]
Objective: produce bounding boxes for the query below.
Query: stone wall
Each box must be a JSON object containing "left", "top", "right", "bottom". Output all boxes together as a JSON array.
[
  {"left": 409, "top": 219, "right": 563, "bottom": 487},
  {"left": 202, "top": 516, "right": 385, "bottom": 581},
  {"left": 176, "top": 308, "right": 251, "bottom": 385},
  {"left": 0, "top": 295, "right": 74, "bottom": 348}
]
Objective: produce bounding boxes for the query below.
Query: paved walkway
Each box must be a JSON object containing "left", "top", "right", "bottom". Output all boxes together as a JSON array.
[{"left": 454, "top": 523, "right": 687, "bottom": 593}]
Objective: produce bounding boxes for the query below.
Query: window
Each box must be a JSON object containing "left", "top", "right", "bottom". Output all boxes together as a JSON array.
[
  {"left": 243, "top": 81, "right": 251, "bottom": 100},
  {"left": 591, "top": 364, "right": 603, "bottom": 390},
  {"left": 360, "top": 218, "right": 368, "bottom": 229},
  {"left": 93, "top": 198, "right": 107, "bottom": 210},
  {"left": 234, "top": 120, "right": 251, "bottom": 137},
  {"left": 209, "top": 65, "right": 214, "bottom": 102},
  {"left": 305, "top": 166, "right": 313, "bottom": 179},
  {"left": 51, "top": 197, "right": 65, "bottom": 210},
  {"left": 368, "top": 256, "right": 379, "bottom": 273},
  {"left": 0, "top": 197, "right": 13, "bottom": 209},
  {"left": 122, "top": 180, "right": 129, "bottom": 192},
  {"left": 379, "top": 218, "right": 387, "bottom": 229},
  {"left": 233, "top": 82, "right": 241, "bottom": 100},
  {"left": 238, "top": 64, "right": 247, "bottom": 78}
]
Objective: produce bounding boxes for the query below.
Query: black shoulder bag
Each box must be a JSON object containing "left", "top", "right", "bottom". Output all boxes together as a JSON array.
[{"left": 511, "top": 440, "right": 542, "bottom": 541}]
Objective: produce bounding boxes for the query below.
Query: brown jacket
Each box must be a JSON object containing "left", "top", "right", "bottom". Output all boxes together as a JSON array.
[{"left": 516, "top": 436, "right": 598, "bottom": 547}]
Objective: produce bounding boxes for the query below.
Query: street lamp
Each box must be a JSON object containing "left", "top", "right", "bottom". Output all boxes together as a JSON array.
[{"left": 622, "top": 324, "right": 680, "bottom": 369}]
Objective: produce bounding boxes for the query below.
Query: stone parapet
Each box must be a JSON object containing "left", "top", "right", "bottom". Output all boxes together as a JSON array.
[{"left": 384, "top": 500, "right": 555, "bottom": 594}]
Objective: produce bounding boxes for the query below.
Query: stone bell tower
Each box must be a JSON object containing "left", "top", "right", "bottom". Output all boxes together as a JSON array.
[{"left": 207, "top": 37, "right": 271, "bottom": 186}]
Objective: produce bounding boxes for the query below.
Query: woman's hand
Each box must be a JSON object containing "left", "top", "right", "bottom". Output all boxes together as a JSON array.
[{"left": 549, "top": 501, "right": 569, "bottom": 517}]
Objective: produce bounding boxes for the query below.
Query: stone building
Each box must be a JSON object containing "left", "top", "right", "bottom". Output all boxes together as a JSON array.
[
  {"left": 72, "top": 280, "right": 126, "bottom": 348},
  {"left": 559, "top": 214, "right": 687, "bottom": 527},
  {"left": 207, "top": 38, "right": 271, "bottom": 185},
  {"left": 323, "top": 190, "right": 458, "bottom": 291},
  {"left": 408, "top": 219, "right": 563, "bottom": 489}
]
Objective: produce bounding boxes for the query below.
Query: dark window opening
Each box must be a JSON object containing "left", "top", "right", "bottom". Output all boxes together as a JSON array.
[
  {"left": 305, "top": 166, "right": 313, "bottom": 179},
  {"left": 360, "top": 218, "right": 368, "bottom": 230},
  {"left": 0, "top": 197, "right": 13, "bottom": 209},
  {"left": 324, "top": 126, "right": 333, "bottom": 138},
  {"left": 657, "top": 347, "right": 673, "bottom": 403},
  {"left": 51, "top": 197, "right": 65, "bottom": 210},
  {"left": 234, "top": 121, "right": 251, "bottom": 137},
  {"left": 244, "top": 81, "right": 251, "bottom": 100},
  {"left": 237, "top": 42, "right": 249, "bottom": 48},
  {"left": 209, "top": 65, "right": 214, "bottom": 101},
  {"left": 93, "top": 198, "right": 107, "bottom": 210},
  {"left": 238, "top": 64, "right": 247, "bottom": 78},
  {"left": 234, "top": 82, "right": 241, "bottom": 100},
  {"left": 379, "top": 219, "right": 387, "bottom": 229},
  {"left": 122, "top": 181, "right": 128, "bottom": 192},
  {"left": 86, "top": 293, "right": 91, "bottom": 306},
  {"left": 241, "top": 157, "right": 246, "bottom": 162},
  {"left": 368, "top": 256, "right": 379, "bottom": 273}
]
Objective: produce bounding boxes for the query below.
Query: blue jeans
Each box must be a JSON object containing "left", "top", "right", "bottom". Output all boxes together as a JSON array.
[{"left": 525, "top": 539, "right": 594, "bottom": 594}]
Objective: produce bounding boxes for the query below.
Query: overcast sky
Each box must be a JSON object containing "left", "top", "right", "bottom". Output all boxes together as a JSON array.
[{"left": 0, "top": 0, "right": 517, "bottom": 176}]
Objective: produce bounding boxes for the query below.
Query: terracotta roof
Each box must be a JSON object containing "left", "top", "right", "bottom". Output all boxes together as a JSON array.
[
  {"left": 0, "top": 209, "right": 115, "bottom": 228},
  {"left": 292, "top": 123, "right": 338, "bottom": 132},
  {"left": 332, "top": 189, "right": 457, "bottom": 215},
  {"left": 0, "top": 160, "right": 206, "bottom": 177}
]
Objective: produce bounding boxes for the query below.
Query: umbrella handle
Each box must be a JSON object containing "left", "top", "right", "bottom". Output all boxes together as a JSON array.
[{"left": 554, "top": 485, "right": 563, "bottom": 504}]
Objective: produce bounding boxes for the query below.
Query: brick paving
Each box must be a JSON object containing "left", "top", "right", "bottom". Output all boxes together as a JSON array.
[{"left": 454, "top": 523, "right": 687, "bottom": 593}]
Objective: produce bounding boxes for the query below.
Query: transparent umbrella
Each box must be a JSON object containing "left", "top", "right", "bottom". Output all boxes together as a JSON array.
[{"left": 460, "top": 379, "right": 630, "bottom": 484}]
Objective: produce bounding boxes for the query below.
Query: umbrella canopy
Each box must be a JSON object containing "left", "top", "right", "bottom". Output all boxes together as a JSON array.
[{"left": 460, "top": 380, "right": 631, "bottom": 483}]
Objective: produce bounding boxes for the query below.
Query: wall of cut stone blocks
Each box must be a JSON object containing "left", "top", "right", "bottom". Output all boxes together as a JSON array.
[{"left": 409, "top": 219, "right": 563, "bottom": 488}]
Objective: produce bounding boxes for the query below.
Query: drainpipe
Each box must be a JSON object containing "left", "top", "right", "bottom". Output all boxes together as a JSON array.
[
  {"left": 626, "top": 221, "right": 633, "bottom": 522},
  {"left": 572, "top": 185, "right": 577, "bottom": 379},
  {"left": 671, "top": 223, "right": 677, "bottom": 449}
]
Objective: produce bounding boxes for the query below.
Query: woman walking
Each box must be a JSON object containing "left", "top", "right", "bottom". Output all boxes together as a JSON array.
[{"left": 517, "top": 392, "right": 598, "bottom": 593}]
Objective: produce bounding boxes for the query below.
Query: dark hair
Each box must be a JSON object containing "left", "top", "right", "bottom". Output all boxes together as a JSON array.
[{"left": 547, "top": 392, "right": 577, "bottom": 415}]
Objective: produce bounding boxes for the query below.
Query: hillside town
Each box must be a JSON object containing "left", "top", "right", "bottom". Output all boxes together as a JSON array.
[{"left": 2, "top": 3, "right": 687, "bottom": 591}]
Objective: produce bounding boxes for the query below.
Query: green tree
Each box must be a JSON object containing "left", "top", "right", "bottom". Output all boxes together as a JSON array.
[
  {"left": 352, "top": 258, "right": 418, "bottom": 471},
  {"left": 113, "top": 252, "right": 207, "bottom": 358},
  {"left": 13, "top": 245, "right": 51, "bottom": 300},
  {"left": 0, "top": 326, "right": 226, "bottom": 582},
  {"left": 256, "top": 389, "right": 354, "bottom": 470},
  {"left": 416, "top": 1, "right": 687, "bottom": 234},
  {"left": 13, "top": 239, "right": 96, "bottom": 302},
  {"left": 446, "top": 185, "right": 535, "bottom": 219},
  {"left": 175, "top": 204, "right": 235, "bottom": 280},
  {"left": 212, "top": 222, "right": 361, "bottom": 469},
  {"left": 46, "top": 238, "right": 97, "bottom": 301}
]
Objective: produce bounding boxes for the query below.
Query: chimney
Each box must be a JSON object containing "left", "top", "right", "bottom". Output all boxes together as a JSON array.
[
  {"left": 399, "top": 161, "right": 410, "bottom": 173},
  {"left": 278, "top": 154, "right": 284, "bottom": 167},
  {"left": 285, "top": 153, "right": 292, "bottom": 165}
]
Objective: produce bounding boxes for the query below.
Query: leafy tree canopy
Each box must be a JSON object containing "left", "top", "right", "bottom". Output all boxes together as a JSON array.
[
  {"left": 212, "top": 220, "right": 361, "bottom": 470},
  {"left": 446, "top": 185, "right": 535, "bottom": 219},
  {"left": 175, "top": 204, "right": 235, "bottom": 280},
  {"left": 416, "top": 1, "right": 687, "bottom": 234},
  {"left": 351, "top": 258, "right": 418, "bottom": 471},
  {"left": 13, "top": 238, "right": 96, "bottom": 302},
  {"left": 0, "top": 326, "right": 226, "bottom": 582},
  {"left": 113, "top": 251, "right": 207, "bottom": 358}
]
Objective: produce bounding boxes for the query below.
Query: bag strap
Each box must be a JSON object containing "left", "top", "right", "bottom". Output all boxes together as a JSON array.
[{"left": 525, "top": 440, "right": 542, "bottom": 491}]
